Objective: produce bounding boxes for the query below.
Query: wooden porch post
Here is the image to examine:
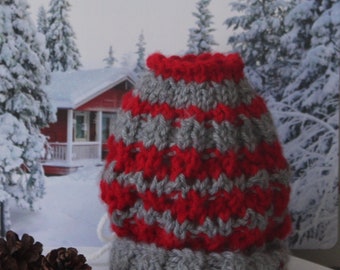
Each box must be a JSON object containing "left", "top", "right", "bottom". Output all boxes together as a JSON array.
[
  {"left": 66, "top": 109, "right": 73, "bottom": 163},
  {"left": 96, "top": 111, "right": 103, "bottom": 159}
]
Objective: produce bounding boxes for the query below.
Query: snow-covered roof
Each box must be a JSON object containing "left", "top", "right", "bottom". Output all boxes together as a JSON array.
[{"left": 44, "top": 68, "right": 135, "bottom": 109}]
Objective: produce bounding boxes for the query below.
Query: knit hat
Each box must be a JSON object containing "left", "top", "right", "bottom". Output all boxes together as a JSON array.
[{"left": 100, "top": 52, "right": 292, "bottom": 270}]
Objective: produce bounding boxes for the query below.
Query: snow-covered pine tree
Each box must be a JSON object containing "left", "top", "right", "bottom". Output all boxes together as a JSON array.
[
  {"left": 134, "top": 31, "right": 146, "bottom": 76},
  {"left": 103, "top": 45, "right": 115, "bottom": 68},
  {"left": 37, "top": 5, "right": 48, "bottom": 35},
  {"left": 45, "top": 0, "right": 81, "bottom": 71},
  {"left": 187, "top": 0, "right": 218, "bottom": 54},
  {"left": 224, "top": 0, "right": 291, "bottom": 99},
  {"left": 281, "top": 0, "right": 339, "bottom": 114},
  {"left": 275, "top": 0, "right": 340, "bottom": 248},
  {"left": 224, "top": 0, "right": 339, "bottom": 249},
  {"left": 0, "top": 0, "right": 56, "bottom": 228}
]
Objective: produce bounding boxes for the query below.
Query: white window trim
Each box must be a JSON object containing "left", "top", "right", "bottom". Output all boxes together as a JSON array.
[{"left": 74, "top": 111, "right": 90, "bottom": 141}]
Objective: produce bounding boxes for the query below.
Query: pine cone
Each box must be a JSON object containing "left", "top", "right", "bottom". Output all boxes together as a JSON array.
[
  {"left": 0, "top": 230, "right": 44, "bottom": 270},
  {"left": 42, "top": 247, "right": 92, "bottom": 270}
]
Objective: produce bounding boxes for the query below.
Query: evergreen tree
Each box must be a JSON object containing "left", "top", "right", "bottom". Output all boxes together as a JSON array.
[
  {"left": 281, "top": 0, "right": 339, "bottom": 114},
  {"left": 37, "top": 5, "right": 48, "bottom": 35},
  {"left": 103, "top": 45, "right": 115, "bottom": 68},
  {"left": 45, "top": 0, "right": 81, "bottom": 71},
  {"left": 134, "top": 31, "right": 146, "bottom": 75},
  {"left": 276, "top": 0, "right": 339, "bottom": 248},
  {"left": 187, "top": 0, "right": 218, "bottom": 54},
  {"left": 224, "top": 0, "right": 291, "bottom": 99},
  {"left": 0, "top": 0, "right": 56, "bottom": 227},
  {"left": 225, "top": 0, "right": 339, "bottom": 248}
]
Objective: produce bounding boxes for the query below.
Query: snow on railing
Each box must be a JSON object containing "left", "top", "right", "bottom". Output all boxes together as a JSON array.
[
  {"left": 73, "top": 142, "right": 100, "bottom": 160},
  {"left": 48, "top": 142, "right": 101, "bottom": 161},
  {"left": 48, "top": 142, "right": 67, "bottom": 160}
]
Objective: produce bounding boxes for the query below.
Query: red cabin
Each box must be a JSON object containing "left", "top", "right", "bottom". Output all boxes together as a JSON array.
[{"left": 41, "top": 68, "right": 135, "bottom": 175}]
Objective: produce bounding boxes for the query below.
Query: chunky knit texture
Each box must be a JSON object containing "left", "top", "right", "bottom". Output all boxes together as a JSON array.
[{"left": 100, "top": 52, "right": 292, "bottom": 270}]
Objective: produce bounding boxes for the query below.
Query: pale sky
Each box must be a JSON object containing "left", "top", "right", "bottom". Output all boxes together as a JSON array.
[{"left": 27, "top": 0, "right": 235, "bottom": 69}]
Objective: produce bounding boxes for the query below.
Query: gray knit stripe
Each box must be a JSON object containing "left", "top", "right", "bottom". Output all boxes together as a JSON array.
[
  {"left": 111, "top": 111, "right": 278, "bottom": 152},
  {"left": 109, "top": 238, "right": 289, "bottom": 270},
  {"left": 110, "top": 201, "right": 273, "bottom": 239},
  {"left": 102, "top": 165, "right": 291, "bottom": 196},
  {"left": 136, "top": 73, "right": 257, "bottom": 111}
]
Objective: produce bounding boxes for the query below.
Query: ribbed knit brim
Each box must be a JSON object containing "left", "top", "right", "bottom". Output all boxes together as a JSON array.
[
  {"left": 109, "top": 238, "right": 289, "bottom": 270},
  {"left": 101, "top": 52, "right": 292, "bottom": 270}
]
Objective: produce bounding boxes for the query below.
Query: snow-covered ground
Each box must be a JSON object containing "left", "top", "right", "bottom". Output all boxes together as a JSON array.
[{"left": 9, "top": 161, "right": 109, "bottom": 248}]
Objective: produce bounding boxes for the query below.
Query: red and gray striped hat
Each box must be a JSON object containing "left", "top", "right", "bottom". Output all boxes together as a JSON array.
[{"left": 100, "top": 52, "right": 292, "bottom": 270}]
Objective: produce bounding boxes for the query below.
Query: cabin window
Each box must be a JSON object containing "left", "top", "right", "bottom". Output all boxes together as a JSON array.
[
  {"left": 102, "top": 112, "right": 117, "bottom": 143},
  {"left": 74, "top": 111, "right": 89, "bottom": 141}
]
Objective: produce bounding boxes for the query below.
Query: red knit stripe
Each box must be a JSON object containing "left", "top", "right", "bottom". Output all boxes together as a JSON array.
[
  {"left": 121, "top": 91, "right": 268, "bottom": 126},
  {"left": 109, "top": 213, "right": 291, "bottom": 252},
  {"left": 100, "top": 180, "right": 290, "bottom": 224},
  {"left": 100, "top": 180, "right": 139, "bottom": 214},
  {"left": 105, "top": 136, "right": 288, "bottom": 181},
  {"left": 146, "top": 53, "right": 245, "bottom": 84}
]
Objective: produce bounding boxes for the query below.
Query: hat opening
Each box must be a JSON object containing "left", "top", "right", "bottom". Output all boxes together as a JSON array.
[{"left": 146, "top": 52, "right": 245, "bottom": 84}]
